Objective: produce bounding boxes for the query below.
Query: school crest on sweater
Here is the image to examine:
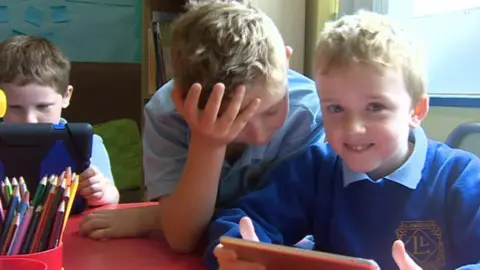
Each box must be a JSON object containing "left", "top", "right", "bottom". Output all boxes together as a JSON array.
[{"left": 397, "top": 220, "right": 445, "bottom": 270}]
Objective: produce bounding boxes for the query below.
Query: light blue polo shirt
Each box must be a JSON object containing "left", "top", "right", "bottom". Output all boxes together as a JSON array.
[
  {"left": 143, "top": 69, "right": 324, "bottom": 206},
  {"left": 342, "top": 127, "right": 428, "bottom": 189}
]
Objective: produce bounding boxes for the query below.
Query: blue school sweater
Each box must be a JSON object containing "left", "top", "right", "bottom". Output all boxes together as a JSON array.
[{"left": 204, "top": 128, "right": 480, "bottom": 270}]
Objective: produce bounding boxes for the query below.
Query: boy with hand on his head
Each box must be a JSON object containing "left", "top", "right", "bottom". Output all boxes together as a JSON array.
[
  {"left": 206, "top": 11, "right": 480, "bottom": 270},
  {"left": 78, "top": 1, "right": 324, "bottom": 251},
  {"left": 0, "top": 35, "right": 120, "bottom": 211}
]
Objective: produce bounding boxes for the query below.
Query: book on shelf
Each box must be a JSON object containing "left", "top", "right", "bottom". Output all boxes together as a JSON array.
[{"left": 147, "top": 11, "right": 179, "bottom": 96}]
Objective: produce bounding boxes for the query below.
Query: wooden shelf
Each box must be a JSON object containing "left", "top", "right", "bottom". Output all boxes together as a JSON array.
[
  {"left": 141, "top": 0, "right": 186, "bottom": 104},
  {"left": 150, "top": 0, "right": 187, "bottom": 13}
]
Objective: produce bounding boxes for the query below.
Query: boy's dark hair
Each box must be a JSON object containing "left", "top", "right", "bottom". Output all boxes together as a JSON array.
[{"left": 0, "top": 35, "right": 71, "bottom": 95}]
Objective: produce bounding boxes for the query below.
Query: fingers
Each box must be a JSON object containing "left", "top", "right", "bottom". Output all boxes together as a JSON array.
[
  {"left": 220, "top": 260, "right": 265, "bottom": 270},
  {"left": 80, "top": 165, "right": 100, "bottom": 180},
  {"left": 215, "top": 244, "right": 265, "bottom": 270},
  {"left": 78, "top": 178, "right": 102, "bottom": 197},
  {"left": 202, "top": 83, "right": 226, "bottom": 126},
  {"left": 88, "top": 228, "right": 112, "bottom": 240},
  {"left": 79, "top": 214, "right": 110, "bottom": 237},
  {"left": 183, "top": 83, "right": 202, "bottom": 121},
  {"left": 217, "top": 85, "right": 246, "bottom": 130},
  {"left": 214, "top": 244, "right": 237, "bottom": 261},
  {"left": 85, "top": 191, "right": 104, "bottom": 202},
  {"left": 176, "top": 82, "right": 259, "bottom": 144},
  {"left": 230, "top": 97, "right": 260, "bottom": 135},
  {"left": 392, "top": 240, "right": 422, "bottom": 270},
  {"left": 239, "top": 217, "right": 259, "bottom": 242}
]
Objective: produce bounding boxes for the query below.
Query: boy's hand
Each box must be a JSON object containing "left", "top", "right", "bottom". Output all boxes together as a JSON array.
[
  {"left": 172, "top": 83, "right": 260, "bottom": 146},
  {"left": 392, "top": 240, "right": 422, "bottom": 270},
  {"left": 214, "top": 217, "right": 265, "bottom": 270},
  {"left": 79, "top": 207, "right": 155, "bottom": 240},
  {"left": 78, "top": 165, "right": 110, "bottom": 206}
]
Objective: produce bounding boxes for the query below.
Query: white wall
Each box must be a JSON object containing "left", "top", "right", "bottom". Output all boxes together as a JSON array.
[{"left": 250, "top": 0, "right": 306, "bottom": 73}]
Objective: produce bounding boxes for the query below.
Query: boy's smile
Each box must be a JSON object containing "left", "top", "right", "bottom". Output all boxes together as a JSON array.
[{"left": 316, "top": 63, "right": 427, "bottom": 180}]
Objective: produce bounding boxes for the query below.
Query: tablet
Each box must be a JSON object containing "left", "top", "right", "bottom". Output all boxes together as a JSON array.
[
  {"left": 220, "top": 236, "right": 380, "bottom": 270},
  {"left": 0, "top": 123, "right": 93, "bottom": 194}
]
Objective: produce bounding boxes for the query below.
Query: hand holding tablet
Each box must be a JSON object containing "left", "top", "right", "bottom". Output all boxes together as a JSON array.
[{"left": 214, "top": 217, "right": 380, "bottom": 270}]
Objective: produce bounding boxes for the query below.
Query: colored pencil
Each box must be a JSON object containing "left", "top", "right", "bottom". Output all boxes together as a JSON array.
[
  {"left": 1, "top": 213, "right": 20, "bottom": 255},
  {"left": 65, "top": 167, "right": 72, "bottom": 187},
  {"left": 0, "top": 181, "right": 6, "bottom": 209},
  {"left": 0, "top": 168, "right": 81, "bottom": 255},
  {"left": 0, "top": 198, "right": 4, "bottom": 235},
  {"left": 17, "top": 191, "right": 30, "bottom": 218},
  {"left": 10, "top": 178, "right": 18, "bottom": 193},
  {"left": 48, "top": 201, "right": 65, "bottom": 250},
  {"left": 62, "top": 174, "right": 79, "bottom": 236},
  {"left": 3, "top": 178, "right": 11, "bottom": 205},
  {"left": 38, "top": 178, "right": 65, "bottom": 251},
  {"left": 18, "top": 177, "right": 27, "bottom": 197},
  {"left": 30, "top": 185, "right": 56, "bottom": 253},
  {"left": 8, "top": 206, "right": 33, "bottom": 255},
  {"left": 0, "top": 187, "right": 19, "bottom": 246},
  {"left": 19, "top": 205, "right": 42, "bottom": 254},
  {"left": 32, "top": 176, "right": 47, "bottom": 208}
]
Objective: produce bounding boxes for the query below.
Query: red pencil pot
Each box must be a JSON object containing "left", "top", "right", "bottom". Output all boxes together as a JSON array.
[
  {"left": 0, "top": 242, "right": 63, "bottom": 270},
  {"left": 0, "top": 257, "right": 47, "bottom": 270}
]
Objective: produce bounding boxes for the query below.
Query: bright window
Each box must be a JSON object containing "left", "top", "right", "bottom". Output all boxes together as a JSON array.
[
  {"left": 375, "top": 0, "right": 480, "bottom": 95},
  {"left": 414, "top": 0, "right": 480, "bottom": 16}
]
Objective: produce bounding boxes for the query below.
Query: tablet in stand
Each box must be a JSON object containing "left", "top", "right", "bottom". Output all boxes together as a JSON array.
[{"left": 0, "top": 123, "right": 93, "bottom": 213}]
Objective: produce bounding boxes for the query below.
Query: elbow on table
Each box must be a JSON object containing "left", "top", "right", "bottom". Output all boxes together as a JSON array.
[
  {"left": 162, "top": 219, "right": 200, "bottom": 253},
  {"left": 164, "top": 233, "right": 199, "bottom": 254}
]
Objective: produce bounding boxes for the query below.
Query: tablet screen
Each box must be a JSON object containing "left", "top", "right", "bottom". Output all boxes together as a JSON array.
[{"left": 220, "top": 236, "right": 380, "bottom": 270}]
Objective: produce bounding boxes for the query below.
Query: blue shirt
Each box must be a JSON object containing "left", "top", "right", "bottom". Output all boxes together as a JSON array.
[
  {"left": 143, "top": 69, "right": 324, "bottom": 206},
  {"left": 205, "top": 128, "right": 480, "bottom": 270}
]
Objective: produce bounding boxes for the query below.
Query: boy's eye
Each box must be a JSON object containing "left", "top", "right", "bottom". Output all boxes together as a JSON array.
[
  {"left": 264, "top": 107, "right": 278, "bottom": 116},
  {"left": 36, "top": 104, "right": 51, "bottom": 110},
  {"left": 367, "top": 103, "right": 384, "bottom": 112},
  {"left": 327, "top": 105, "right": 343, "bottom": 113}
]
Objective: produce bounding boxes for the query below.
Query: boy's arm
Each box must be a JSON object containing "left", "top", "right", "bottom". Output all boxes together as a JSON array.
[
  {"left": 204, "top": 144, "right": 333, "bottom": 269},
  {"left": 142, "top": 100, "right": 190, "bottom": 201},
  {"left": 448, "top": 155, "right": 480, "bottom": 269},
  {"left": 88, "top": 134, "right": 119, "bottom": 205},
  {"left": 141, "top": 95, "right": 226, "bottom": 252}
]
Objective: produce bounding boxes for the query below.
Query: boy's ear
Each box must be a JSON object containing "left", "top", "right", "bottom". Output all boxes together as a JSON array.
[
  {"left": 409, "top": 95, "right": 429, "bottom": 128},
  {"left": 62, "top": 85, "right": 73, "bottom": 109},
  {"left": 285, "top": 45, "right": 293, "bottom": 59},
  {"left": 171, "top": 81, "right": 186, "bottom": 111},
  {"left": 285, "top": 46, "right": 293, "bottom": 69}
]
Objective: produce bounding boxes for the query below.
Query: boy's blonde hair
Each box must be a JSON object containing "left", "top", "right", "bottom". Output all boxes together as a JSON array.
[
  {"left": 171, "top": 1, "right": 286, "bottom": 108},
  {"left": 0, "top": 35, "right": 70, "bottom": 95},
  {"left": 315, "top": 11, "right": 426, "bottom": 104}
]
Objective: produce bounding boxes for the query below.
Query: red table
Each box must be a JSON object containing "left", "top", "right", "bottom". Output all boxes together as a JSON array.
[{"left": 63, "top": 203, "right": 205, "bottom": 270}]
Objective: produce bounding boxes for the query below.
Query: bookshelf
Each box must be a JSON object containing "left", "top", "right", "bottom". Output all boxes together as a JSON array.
[
  {"left": 141, "top": 0, "right": 187, "bottom": 105},
  {"left": 140, "top": 0, "right": 307, "bottom": 105}
]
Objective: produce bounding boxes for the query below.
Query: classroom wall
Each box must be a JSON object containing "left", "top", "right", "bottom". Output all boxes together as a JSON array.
[
  {"left": 0, "top": 0, "right": 141, "bottom": 63},
  {"left": 250, "top": 0, "right": 306, "bottom": 73},
  {"left": 304, "top": 0, "right": 338, "bottom": 77},
  {"left": 422, "top": 107, "right": 480, "bottom": 142}
]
